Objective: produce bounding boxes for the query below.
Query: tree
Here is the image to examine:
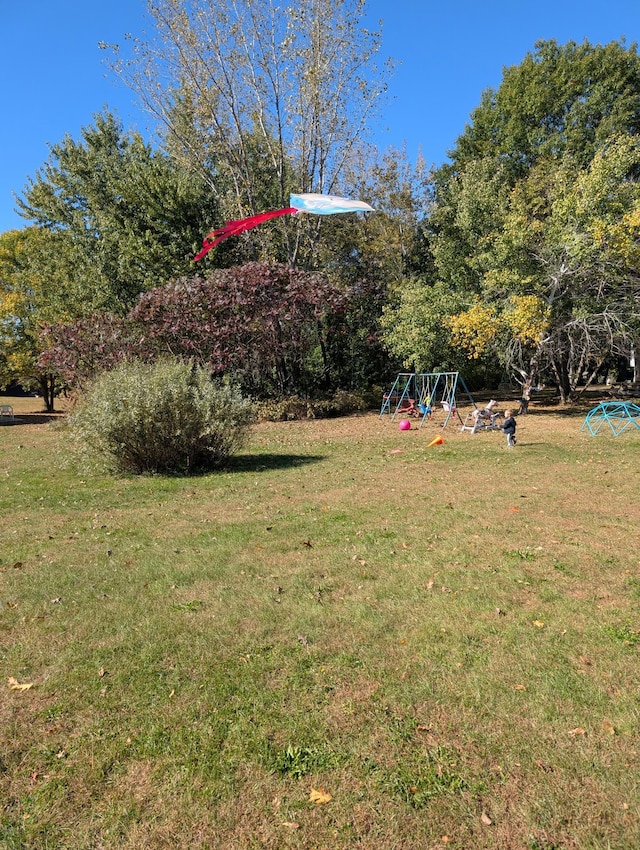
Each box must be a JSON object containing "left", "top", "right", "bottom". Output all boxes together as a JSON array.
[
  {"left": 380, "top": 278, "right": 476, "bottom": 374},
  {"left": 442, "top": 136, "right": 640, "bottom": 399},
  {"left": 310, "top": 146, "right": 431, "bottom": 389},
  {"left": 17, "top": 111, "right": 220, "bottom": 314},
  {"left": 0, "top": 228, "right": 63, "bottom": 410},
  {"left": 448, "top": 39, "right": 640, "bottom": 177},
  {"left": 428, "top": 40, "right": 640, "bottom": 400},
  {"left": 106, "top": 0, "right": 389, "bottom": 267}
]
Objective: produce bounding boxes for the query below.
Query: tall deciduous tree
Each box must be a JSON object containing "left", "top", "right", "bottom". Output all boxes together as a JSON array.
[
  {"left": 107, "top": 0, "right": 389, "bottom": 266},
  {"left": 426, "top": 40, "right": 640, "bottom": 400}
]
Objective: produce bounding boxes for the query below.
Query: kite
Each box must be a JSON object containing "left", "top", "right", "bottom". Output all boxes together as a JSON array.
[{"left": 193, "top": 193, "right": 375, "bottom": 261}]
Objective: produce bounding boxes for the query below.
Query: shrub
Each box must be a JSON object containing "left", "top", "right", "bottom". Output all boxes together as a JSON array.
[
  {"left": 257, "top": 390, "right": 368, "bottom": 421},
  {"left": 256, "top": 395, "right": 314, "bottom": 421},
  {"left": 69, "top": 359, "right": 254, "bottom": 475},
  {"left": 309, "top": 389, "right": 368, "bottom": 418}
]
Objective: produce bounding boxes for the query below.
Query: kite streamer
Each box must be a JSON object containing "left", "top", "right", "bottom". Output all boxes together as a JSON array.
[
  {"left": 194, "top": 193, "right": 374, "bottom": 261},
  {"left": 193, "top": 208, "right": 296, "bottom": 261}
]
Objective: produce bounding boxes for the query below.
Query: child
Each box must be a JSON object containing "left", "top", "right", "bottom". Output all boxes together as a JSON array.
[{"left": 501, "top": 409, "right": 517, "bottom": 447}]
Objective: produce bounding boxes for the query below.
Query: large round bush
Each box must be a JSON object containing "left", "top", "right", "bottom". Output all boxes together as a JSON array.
[{"left": 69, "top": 359, "right": 254, "bottom": 474}]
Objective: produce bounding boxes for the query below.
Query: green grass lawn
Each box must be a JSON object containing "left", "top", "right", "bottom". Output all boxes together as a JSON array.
[{"left": 1, "top": 395, "right": 639, "bottom": 849}]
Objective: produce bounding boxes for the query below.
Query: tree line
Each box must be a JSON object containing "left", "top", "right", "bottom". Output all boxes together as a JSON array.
[{"left": 1, "top": 1, "right": 639, "bottom": 410}]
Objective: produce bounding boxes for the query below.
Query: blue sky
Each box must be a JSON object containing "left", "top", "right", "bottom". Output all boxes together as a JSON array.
[{"left": 1, "top": 0, "right": 639, "bottom": 233}]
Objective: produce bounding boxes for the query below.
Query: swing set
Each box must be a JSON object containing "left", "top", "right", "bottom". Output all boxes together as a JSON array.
[{"left": 379, "top": 372, "right": 477, "bottom": 427}]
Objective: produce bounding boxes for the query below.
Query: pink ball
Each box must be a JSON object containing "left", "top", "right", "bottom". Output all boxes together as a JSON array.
[{"left": 398, "top": 419, "right": 411, "bottom": 431}]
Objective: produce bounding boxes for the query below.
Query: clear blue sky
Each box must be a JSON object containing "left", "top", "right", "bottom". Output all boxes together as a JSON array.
[{"left": 1, "top": 0, "right": 639, "bottom": 233}]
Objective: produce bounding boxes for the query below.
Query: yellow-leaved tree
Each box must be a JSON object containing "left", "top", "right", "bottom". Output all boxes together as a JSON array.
[
  {"left": 428, "top": 41, "right": 640, "bottom": 401},
  {"left": 0, "top": 228, "right": 66, "bottom": 410}
]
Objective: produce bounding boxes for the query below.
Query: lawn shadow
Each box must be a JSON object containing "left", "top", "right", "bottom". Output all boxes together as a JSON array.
[
  {"left": 223, "top": 452, "right": 325, "bottom": 473},
  {"left": 0, "top": 412, "right": 66, "bottom": 426}
]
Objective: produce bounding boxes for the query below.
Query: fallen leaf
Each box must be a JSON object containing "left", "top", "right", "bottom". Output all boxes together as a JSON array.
[
  {"left": 533, "top": 620, "right": 545, "bottom": 628},
  {"left": 8, "top": 677, "right": 33, "bottom": 691},
  {"left": 282, "top": 821, "right": 300, "bottom": 829},
  {"left": 309, "top": 787, "right": 332, "bottom": 805},
  {"left": 568, "top": 727, "right": 586, "bottom": 737},
  {"left": 480, "top": 811, "right": 492, "bottom": 825},
  {"left": 425, "top": 579, "right": 434, "bottom": 590},
  {"left": 509, "top": 506, "right": 520, "bottom": 512},
  {"left": 12, "top": 562, "right": 24, "bottom": 569},
  {"left": 601, "top": 719, "right": 616, "bottom": 736},
  {"left": 514, "top": 684, "right": 527, "bottom": 691},
  {"left": 98, "top": 667, "right": 107, "bottom": 678}
]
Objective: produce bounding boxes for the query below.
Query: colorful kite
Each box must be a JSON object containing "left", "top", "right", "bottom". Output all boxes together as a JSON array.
[{"left": 193, "top": 193, "right": 374, "bottom": 261}]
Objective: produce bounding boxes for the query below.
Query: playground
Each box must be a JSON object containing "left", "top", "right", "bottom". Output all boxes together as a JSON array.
[
  {"left": 1, "top": 391, "right": 639, "bottom": 849},
  {"left": 380, "top": 372, "right": 640, "bottom": 440}
]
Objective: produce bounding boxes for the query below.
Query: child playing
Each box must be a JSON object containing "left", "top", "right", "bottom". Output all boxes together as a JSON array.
[{"left": 501, "top": 410, "right": 517, "bottom": 447}]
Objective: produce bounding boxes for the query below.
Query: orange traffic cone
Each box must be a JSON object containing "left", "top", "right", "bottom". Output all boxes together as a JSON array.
[{"left": 428, "top": 434, "right": 444, "bottom": 447}]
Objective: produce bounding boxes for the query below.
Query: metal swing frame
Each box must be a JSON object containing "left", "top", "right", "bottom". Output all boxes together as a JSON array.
[{"left": 379, "top": 372, "right": 477, "bottom": 427}]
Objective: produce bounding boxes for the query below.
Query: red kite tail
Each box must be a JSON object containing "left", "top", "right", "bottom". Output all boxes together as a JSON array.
[{"left": 193, "top": 207, "right": 297, "bottom": 261}]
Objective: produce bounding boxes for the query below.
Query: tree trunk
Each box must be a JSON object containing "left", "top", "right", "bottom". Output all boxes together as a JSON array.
[
  {"left": 39, "top": 374, "right": 56, "bottom": 412},
  {"left": 550, "top": 353, "right": 572, "bottom": 403}
]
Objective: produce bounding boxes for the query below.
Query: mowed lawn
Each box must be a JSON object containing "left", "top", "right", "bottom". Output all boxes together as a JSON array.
[{"left": 1, "top": 393, "right": 639, "bottom": 849}]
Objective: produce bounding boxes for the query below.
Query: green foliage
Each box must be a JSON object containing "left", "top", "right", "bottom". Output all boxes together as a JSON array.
[
  {"left": 451, "top": 39, "right": 640, "bottom": 174},
  {"left": 69, "top": 359, "right": 254, "bottom": 475},
  {"left": 380, "top": 278, "right": 468, "bottom": 372},
  {"left": 0, "top": 228, "right": 61, "bottom": 407},
  {"left": 16, "top": 111, "right": 219, "bottom": 315},
  {"left": 429, "top": 40, "right": 640, "bottom": 399}
]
